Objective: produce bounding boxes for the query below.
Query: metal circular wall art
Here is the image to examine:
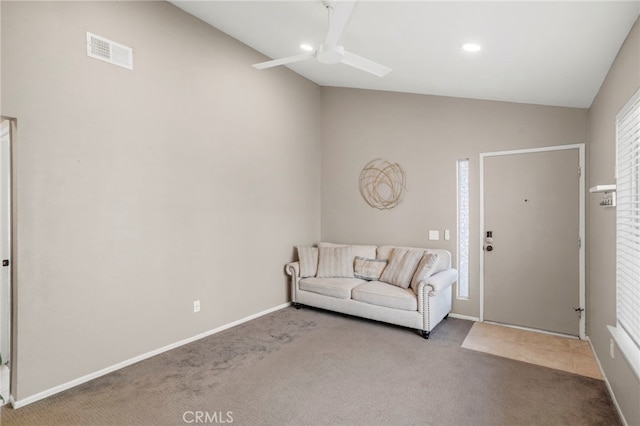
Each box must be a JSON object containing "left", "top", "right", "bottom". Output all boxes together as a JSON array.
[{"left": 358, "top": 158, "right": 407, "bottom": 210}]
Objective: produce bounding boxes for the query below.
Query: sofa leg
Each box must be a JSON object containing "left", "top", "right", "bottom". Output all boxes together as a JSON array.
[
  {"left": 421, "top": 330, "right": 430, "bottom": 339},
  {"left": 444, "top": 313, "right": 449, "bottom": 320},
  {"left": 293, "top": 303, "right": 301, "bottom": 310}
]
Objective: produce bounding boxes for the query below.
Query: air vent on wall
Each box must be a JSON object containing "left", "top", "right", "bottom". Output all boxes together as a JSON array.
[{"left": 86, "top": 32, "right": 133, "bottom": 70}]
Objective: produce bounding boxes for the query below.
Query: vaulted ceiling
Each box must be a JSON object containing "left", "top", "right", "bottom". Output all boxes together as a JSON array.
[{"left": 170, "top": 1, "right": 640, "bottom": 108}]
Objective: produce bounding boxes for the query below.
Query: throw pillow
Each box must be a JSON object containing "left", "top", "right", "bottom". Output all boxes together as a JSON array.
[
  {"left": 316, "top": 246, "right": 355, "bottom": 278},
  {"left": 354, "top": 256, "right": 388, "bottom": 281},
  {"left": 318, "top": 242, "right": 377, "bottom": 260},
  {"left": 410, "top": 253, "right": 440, "bottom": 292},
  {"left": 379, "top": 248, "right": 423, "bottom": 289},
  {"left": 376, "top": 245, "right": 395, "bottom": 261},
  {"left": 296, "top": 246, "right": 318, "bottom": 278}
]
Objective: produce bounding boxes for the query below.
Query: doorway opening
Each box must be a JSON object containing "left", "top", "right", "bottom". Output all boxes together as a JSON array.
[{"left": 0, "top": 116, "right": 15, "bottom": 405}]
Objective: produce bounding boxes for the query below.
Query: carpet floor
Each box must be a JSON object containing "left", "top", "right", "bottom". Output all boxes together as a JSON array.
[{"left": 0, "top": 307, "right": 621, "bottom": 426}]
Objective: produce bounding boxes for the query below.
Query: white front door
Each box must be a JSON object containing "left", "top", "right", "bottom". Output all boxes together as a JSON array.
[
  {"left": 0, "top": 118, "right": 12, "bottom": 403},
  {"left": 481, "top": 146, "right": 584, "bottom": 337}
]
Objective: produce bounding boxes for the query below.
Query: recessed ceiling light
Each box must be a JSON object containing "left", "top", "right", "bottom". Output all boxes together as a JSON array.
[
  {"left": 300, "top": 43, "right": 314, "bottom": 52},
  {"left": 462, "top": 43, "right": 482, "bottom": 52}
]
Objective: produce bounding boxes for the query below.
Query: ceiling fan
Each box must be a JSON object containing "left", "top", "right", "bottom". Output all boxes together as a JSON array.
[{"left": 252, "top": 0, "right": 391, "bottom": 77}]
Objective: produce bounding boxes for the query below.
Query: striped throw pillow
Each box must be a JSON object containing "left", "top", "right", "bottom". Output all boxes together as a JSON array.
[
  {"left": 379, "top": 248, "right": 423, "bottom": 289},
  {"left": 410, "top": 253, "right": 440, "bottom": 292},
  {"left": 316, "top": 246, "right": 355, "bottom": 278},
  {"left": 354, "top": 256, "right": 388, "bottom": 281},
  {"left": 296, "top": 246, "right": 319, "bottom": 278}
]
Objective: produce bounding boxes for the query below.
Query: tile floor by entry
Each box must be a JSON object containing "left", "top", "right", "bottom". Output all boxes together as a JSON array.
[{"left": 461, "top": 321, "right": 603, "bottom": 380}]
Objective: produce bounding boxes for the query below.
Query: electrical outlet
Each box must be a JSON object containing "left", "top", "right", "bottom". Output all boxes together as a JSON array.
[
  {"left": 610, "top": 338, "right": 615, "bottom": 359},
  {"left": 193, "top": 300, "right": 200, "bottom": 313}
]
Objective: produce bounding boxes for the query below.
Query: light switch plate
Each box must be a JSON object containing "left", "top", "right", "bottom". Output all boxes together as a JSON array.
[
  {"left": 429, "top": 230, "right": 440, "bottom": 240},
  {"left": 444, "top": 229, "right": 450, "bottom": 240}
]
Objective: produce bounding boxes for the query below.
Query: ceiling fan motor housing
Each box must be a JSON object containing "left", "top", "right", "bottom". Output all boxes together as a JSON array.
[{"left": 317, "top": 44, "right": 345, "bottom": 64}]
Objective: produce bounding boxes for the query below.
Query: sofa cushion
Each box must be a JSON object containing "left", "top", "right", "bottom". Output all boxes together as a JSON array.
[
  {"left": 379, "top": 248, "right": 423, "bottom": 289},
  {"left": 352, "top": 281, "right": 418, "bottom": 311},
  {"left": 317, "top": 246, "right": 355, "bottom": 278},
  {"left": 296, "top": 246, "right": 318, "bottom": 278},
  {"left": 299, "top": 277, "right": 366, "bottom": 299},
  {"left": 410, "top": 253, "right": 440, "bottom": 292},
  {"left": 318, "top": 242, "right": 377, "bottom": 260},
  {"left": 354, "top": 256, "right": 388, "bottom": 281}
]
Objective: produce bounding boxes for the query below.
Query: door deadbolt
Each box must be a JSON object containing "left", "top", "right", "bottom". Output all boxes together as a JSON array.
[
  {"left": 486, "top": 245, "right": 493, "bottom": 252},
  {"left": 2, "top": 259, "right": 9, "bottom": 267}
]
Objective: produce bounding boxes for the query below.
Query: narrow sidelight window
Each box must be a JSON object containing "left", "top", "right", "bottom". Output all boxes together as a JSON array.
[{"left": 457, "top": 159, "right": 470, "bottom": 299}]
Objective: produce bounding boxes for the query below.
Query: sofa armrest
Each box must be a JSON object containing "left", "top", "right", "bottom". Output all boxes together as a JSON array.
[
  {"left": 423, "top": 268, "right": 458, "bottom": 295},
  {"left": 285, "top": 261, "right": 299, "bottom": 277},
  {"left": 285, "top": 262, "right": 300, "bottom": 303}
]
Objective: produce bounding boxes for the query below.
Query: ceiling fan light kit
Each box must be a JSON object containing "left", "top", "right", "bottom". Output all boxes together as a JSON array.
[{"left": 252, "top": 0, "right": 391, "bottom": 77}]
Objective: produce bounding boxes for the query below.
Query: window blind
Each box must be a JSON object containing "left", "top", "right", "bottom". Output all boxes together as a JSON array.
[{"left": 616, "top": 88, "right": 640, "bottom": 351}]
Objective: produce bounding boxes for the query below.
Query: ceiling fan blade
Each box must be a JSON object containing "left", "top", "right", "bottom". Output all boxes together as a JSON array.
[
  {"left": 324, "top": 1, "right": 357, "bottom": 46},
  {"left": 342, "top": 51, "right": 391, "bottom": 77},
  {"left": 253, "top": 53, "right": 314, "bottom": 70}
]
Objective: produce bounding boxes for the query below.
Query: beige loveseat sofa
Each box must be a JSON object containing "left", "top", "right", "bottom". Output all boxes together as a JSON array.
[{"left": 285, "top": 242, "right": 457, "bottom": 339}]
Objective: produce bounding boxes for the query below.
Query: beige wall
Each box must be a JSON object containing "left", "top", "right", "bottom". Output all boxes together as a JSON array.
[
  {"left": 1, "top": 1, "right": 321, "bottom": 401},
  {"left": 2, "top": 0, "right": 638, "bottom": 419},
  {"left": 321, "top": 88, "right": 588, "bottom": 318},
  {"left": 588, "top": 17, "right": 640, "bottom": 426}
]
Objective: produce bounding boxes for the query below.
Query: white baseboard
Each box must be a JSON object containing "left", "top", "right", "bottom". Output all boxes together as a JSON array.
[
  {"left": 586, "top": 336, "right": 628, "bottom": 426},
  {"left": 448, "top": 313, "right": 480, "bottom": 322},
  {"left": 12, "top": 302, "right": 291, "bottom": 409}
]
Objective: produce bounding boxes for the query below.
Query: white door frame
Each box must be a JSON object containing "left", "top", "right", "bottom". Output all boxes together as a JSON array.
[
  {"left": 0, "top": 117, "right": 14, "bottom": 404},
  {"left": 479, "top": 144, "right": 585, "bottom": 339}
]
